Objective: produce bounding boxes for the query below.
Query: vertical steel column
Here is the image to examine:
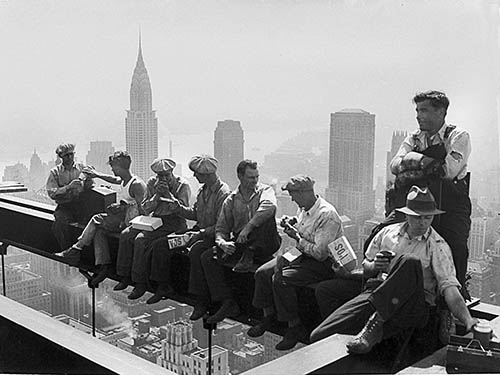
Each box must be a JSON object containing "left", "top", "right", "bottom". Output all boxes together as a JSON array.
[
  {"left": 203, "top": 318, "right": 216, "bottom": 375},
  {"left": 92, "top": 286, "right": 96, "bottom": 337},
  {"left": 0, "top": 243, "right": 6, "bottom": 296}
]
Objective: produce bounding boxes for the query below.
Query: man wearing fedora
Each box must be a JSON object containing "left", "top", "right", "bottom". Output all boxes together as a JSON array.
[
  {"left": 114, "top": 158, "right": 190, "bottom": 300},
  {"left": 145, "top": 155, "right": 231, "bottom": 306},
  {"left": 310, "top": 185, "right": 477, "bottom": 355},
  {"left": 249, "top": 175, "right": 346, "bottom": 351}
]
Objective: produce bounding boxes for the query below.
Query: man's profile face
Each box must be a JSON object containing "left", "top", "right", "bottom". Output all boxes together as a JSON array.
[
  {"left": 110, "top": 163, "right": 123, "bottom": 176},
  {"left": 193, "top": 171, "right": 208, "bottom": 184},
  {"left": 415, "top": 100, "right": 446, "bottom": 134},
  {"left": 406, "top": 214, "right": 434, "bottom": 236},
  {"left": 238, "top": 167, "right": 259, "bottom": 190},
  {"left": 289, "top": 190, "right": 306, "bottom": 208}
]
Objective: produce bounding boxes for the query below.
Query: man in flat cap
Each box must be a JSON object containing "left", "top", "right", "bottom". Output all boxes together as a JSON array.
[
  {"left": 145, "top": 155, "right": 231, "bottom": 306},
  {"left": 198, "top": 159, "right": 281, "bottom": 324},
  {"left": 114, "top": 158, "right": 191, "bottom": 300},
  {"left": 47, "top": 143, "right": 93, "bottom": 250},
  {"left": 249, "top": 174, "right": 345, "bottom": 351},
  {"left": 55, "top": 151, "right": 146, "bottom": 286},
  {"left": 311, "top": 186, "right": 477, "bottom": 356}
]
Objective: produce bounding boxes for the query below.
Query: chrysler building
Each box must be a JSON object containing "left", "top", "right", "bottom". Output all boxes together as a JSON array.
[{"left": 125, "top": 35, "right": 158, "bottom": 181}]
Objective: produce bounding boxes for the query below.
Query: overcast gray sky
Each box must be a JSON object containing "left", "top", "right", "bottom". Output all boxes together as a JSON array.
[{"left": 1, "top": 0, "right": 499, "bottom": 176}]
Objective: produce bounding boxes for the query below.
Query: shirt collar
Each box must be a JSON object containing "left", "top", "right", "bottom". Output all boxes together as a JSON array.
[
  {"left": 398, "top": 222, "right": 431, "bottom": 241},
  {"left": 61, "top": 162, "right": 77, "bottom": 172},
  {"left": 303, "top": 195, "right": 321, "bottom": 216},
  {"left": 205, "top": 177, "right": 222, "bottom": 193}
]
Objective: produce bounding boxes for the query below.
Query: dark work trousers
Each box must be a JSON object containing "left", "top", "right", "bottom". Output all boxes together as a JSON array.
[
  {"left": 310, "top": 255, "right": 430, "bottom": 343},
  {"left": 52, "top": 202, "right": 86, "bottom": 250},
  {"left": 253, "top": 255, "right": 336, "bottom": 322},
  {"left": 200, "top": 219, "right": 281, "bottom": 302},
  {"left": 116, "top": 215, "right": 186, "bottom": 283},
  {"left": 187, "top": 238, "right": 216, "bottom": 299},
  {"left": 431, "top": 178, "right": 471, "bottom": 287},
  {"left": 314, "top": 278, "right": 364, "bottom": 319},
  {"left": 149, "top": 237, "right": 214, "bottom": 289}
]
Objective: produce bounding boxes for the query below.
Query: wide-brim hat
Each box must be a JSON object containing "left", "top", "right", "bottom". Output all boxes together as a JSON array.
[{"left": 395, "top": 185, "right": 445, "bottom": 216}]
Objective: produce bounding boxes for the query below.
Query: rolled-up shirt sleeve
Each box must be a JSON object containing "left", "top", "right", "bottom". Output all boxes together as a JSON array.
[
  {"left": 46, "top": 171, "right": 70, "bottom": 200},
  {"left": 297, "top": 213, "right": 343, "bottom": 261},
  {"left": 390, "top": 135, "right": 413, "bottom": 175},
  {"left": 215, "top": 196, "right": 234, "bottom": 244},
  {"left": 248, "top": 185, "right": 277, "bottom": 228},
  {"left": 431, "top": 242, "right": 461, "bottom": 295},
  {"left": 443, "top": 130, "right": 471, "bottom": 180}
]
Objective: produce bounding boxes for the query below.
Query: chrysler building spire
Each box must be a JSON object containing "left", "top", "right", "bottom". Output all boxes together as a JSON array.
[{"left": 125, "top": 33, "right": 159, "bottom": 181}]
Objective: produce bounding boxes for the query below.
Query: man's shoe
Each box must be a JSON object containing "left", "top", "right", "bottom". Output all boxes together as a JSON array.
[
  {"left": 232, "top": 250, "right": 254, "bottom": 273},
  {"left": 128, "top": 284, "right": 147, "bottom": 300},
  {"left": 275, "top": 324, "right": 307, "bottom": 351},
  {"left": 247, "top": 315, "right": 276, "bottom": 338},
  {"left": 146, "top": 285, "right": 175, "bottom": 304},
  {"left": 190, "top": 300, "right": 209, "bottom": 321},
  {"left": 113, "top": 278, "right": 132, "bottom": 291},
  {"left": 346, "top": 312, "right": 384, "bottom": 354},
  {"left": 90, "top": 265, "right": 110, "bottom": 288},
  {"left": 54, "top": 246, "right": 81, "bottom": 265},
  {"left": 206, "top": 299, "right": 240, "bottom": 324}
]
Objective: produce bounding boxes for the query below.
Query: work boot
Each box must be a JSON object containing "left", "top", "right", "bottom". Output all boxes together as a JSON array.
[
  {"left": 113, "top": 277, "right": 132, "bottom": 291},
  {"left": 232, "top": 250, "right": 254, "bottom": 273},
  {"left": 90, "top": 264, "right": 110, "bottom": 288},
  {"left": 275, "top": 324, "right": 308, "bottom": 351},
  {"left": 146, "top": 284, "right": 175, "bottom": 304},
  {"left": 190, "top": 299, "right": 209, "bottom": 321},
  {"left": 54, "top": 246, "right": 81, "bottom": 265},
  {"left": 206, "top": 299, "right": 240, "bottom": 324},
  {"left": 127, "top": 283, "right": 147, "bottom": 300},
  {"left": 346, "top": 312, "right": 384, "bottom": 354},
  {"left": 247, "top": 315, "right": 276, "bottom": 338}
]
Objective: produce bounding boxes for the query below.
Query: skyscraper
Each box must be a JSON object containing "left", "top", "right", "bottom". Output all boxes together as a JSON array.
[
  {"left": 325, "top": 109, "right": 375, "bottom": 227},
  {"left": 385, "top": 130, "right": 407, "bottom": 186},
  {"left": 125, "top": 36, "right": 158, "bottom": 182},
  {"left": 214, "top": 120, "right": 244, "bottom": 190},
  {"left": 86, "top": 141, "right": 115, "bottom": 174}
]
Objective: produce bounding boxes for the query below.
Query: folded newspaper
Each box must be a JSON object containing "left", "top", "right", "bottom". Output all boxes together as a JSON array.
[
  {"left": 327, "top": 235, "right": 358, "bottom": 272},
  {"left": 167, "top": 233, "right": 195, "bottom": 249}
]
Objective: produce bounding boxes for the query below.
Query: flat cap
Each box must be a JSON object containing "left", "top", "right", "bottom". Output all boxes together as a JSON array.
[
  {"left": 189, "top": 155, "right": 218, "bottom": 174},
  {"left": 150, "top": 158, "right": 176, "bottom": 173},
  {"left": 282, "top": 175, "right": 315, "bottom": 192}
]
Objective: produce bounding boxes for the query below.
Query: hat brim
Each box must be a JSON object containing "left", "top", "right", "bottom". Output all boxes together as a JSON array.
[{"left": 395, "top": 207, "right": 445, "bottom": 216}]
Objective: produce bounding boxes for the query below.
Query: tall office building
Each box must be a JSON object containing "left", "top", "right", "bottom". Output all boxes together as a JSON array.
[
  {"left": 385, "top": 130, "right": 407, "bottom": 186},
  {"left": 125, "top": 36, "right": 158, "bottom": 182},
  {"left": 214, "top": 120, "right": 244, "bottom": 190},
  {"left": 325, "top": 109, "right": 375, "bottom": 227},
  {"left": 86, "top": 141, "right": 115, "bottom": 174}
]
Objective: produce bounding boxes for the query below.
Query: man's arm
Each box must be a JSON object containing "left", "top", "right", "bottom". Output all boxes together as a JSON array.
[
  {"left": 390, "top": 135, "right": 414, "bottom": 175},
  {"left": 141, "top": 179, "right": 159, "bottom": 215},
  {"left": 443, "top": 286, "right": 476, "bottom": 332},
  {"left": 201, "top": 187, "right": 231, "bottom": 238},
  {"left": 82, "top": 166, "right": 121, "bottom": 185},
  {"left": 130, "top": 179, "right": 147, "bottom": 215},
  {"left": 215, "top": 196, "right": 233, "bottom": 245},
  {"left": 443, "top": 129, "right": 471, "bottom": 179},
  {"left": 46, "top": 170, "right": 81, "bottom": 201}
]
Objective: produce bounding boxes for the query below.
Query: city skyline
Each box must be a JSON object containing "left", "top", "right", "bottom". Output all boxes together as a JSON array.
[{"left": 1, "top": 1, "right": 500, "bottom": 178}]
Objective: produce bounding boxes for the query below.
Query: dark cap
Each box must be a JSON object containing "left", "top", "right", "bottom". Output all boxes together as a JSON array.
[{"left": 281, "top": 175, "right": 315, "bottom": 192}]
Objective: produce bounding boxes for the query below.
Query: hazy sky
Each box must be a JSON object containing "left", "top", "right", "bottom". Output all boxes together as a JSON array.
[{"left": 1, "top": 0, "right": 499, "bottom": 176}]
